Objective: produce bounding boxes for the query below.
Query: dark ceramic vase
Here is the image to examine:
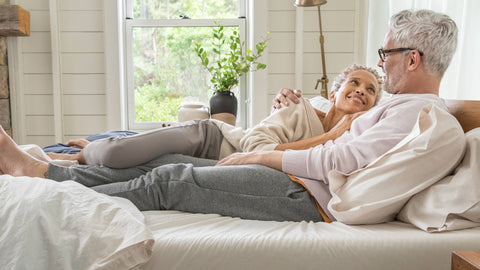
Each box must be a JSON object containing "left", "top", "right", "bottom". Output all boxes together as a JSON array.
[{"left": 209, "top": 91, "right": 238, "bottom": 116}]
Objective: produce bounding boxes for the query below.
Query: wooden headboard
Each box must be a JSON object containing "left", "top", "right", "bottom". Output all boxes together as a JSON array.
[{"left": 445, "top": 100, "right": 480, "bottom": 133}]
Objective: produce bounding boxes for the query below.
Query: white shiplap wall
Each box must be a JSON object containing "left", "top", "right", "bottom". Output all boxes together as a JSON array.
[
  {"left": 8, "top": 0, "right": 366, "bottom": 146},
  {"left": 267, "top": 0, "right": 366, "bottom": 109},
  {"left": 16, "top": 0, "right": 53, "bottom": 146},
  {"left": 59, "top": 0, "right": 106, "bottom": 141},
  {"left": 11, "top": 0, "right": 107, "bottom": 146}
]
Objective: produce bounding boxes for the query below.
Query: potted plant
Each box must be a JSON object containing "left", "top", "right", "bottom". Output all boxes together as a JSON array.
[{"left": 194, "top": 25, "right": 268, "bottom": 125}]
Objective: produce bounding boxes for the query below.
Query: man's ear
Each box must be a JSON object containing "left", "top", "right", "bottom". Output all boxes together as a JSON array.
[
  {"left": 329, "top": 90, "right": 336, "bottom": 103},
  {"left": 407, "top": 50, "right": 422, "bottom": 71}
]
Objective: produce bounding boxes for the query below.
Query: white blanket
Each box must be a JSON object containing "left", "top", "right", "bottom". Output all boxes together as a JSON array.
[{"left": 0, "top": 175, "right": 154, "bottom": 270}]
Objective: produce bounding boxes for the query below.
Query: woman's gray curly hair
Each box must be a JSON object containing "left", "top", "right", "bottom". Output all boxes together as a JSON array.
[{"left": 330, "top": 64, "right": 384, "bottom": 105}]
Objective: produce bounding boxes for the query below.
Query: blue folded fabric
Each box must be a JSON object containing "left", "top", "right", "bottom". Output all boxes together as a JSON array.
[{"left": 42, "top": 130, "right": 138, "bottom": 154}]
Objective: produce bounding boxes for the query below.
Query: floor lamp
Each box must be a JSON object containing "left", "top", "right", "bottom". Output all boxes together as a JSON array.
[{"left": 294, "top": 0, "right": 329, "bottom": 98}]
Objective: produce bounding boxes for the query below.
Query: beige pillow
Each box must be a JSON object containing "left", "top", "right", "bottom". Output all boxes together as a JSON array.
[
  {"left": 327, "top": 105, "right": 466, "bottom": 225},
  {"left": 397, "top": 128, "right": 480, "bottom": 232}
]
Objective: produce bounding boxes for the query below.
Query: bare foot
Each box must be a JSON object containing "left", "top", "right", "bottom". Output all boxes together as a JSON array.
[{"left": 0, "top": 126, "right": 49, "bottom": 178}]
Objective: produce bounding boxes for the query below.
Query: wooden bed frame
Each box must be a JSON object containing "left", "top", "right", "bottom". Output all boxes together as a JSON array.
[{"left": 445, "top": 100, "right": 480, "bottom": 132}]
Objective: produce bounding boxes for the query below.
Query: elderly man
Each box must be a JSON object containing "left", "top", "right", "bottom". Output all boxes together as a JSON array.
[
  {"left": 0, "top": 10, "right": 463, "bottom": 223},
  {"left": 261, "top": 8, "right": 458, "bottom": 173}
]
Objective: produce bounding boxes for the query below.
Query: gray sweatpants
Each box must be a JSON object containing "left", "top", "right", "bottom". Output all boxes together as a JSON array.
[
  {"left": 83, "top": 120, "right": 224, "bottom": 168},
  {"left": 48, "top": 154, "right": 323, "bottom": 222}
]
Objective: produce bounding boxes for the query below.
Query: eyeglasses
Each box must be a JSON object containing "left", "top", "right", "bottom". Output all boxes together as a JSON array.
[{"left": 378, "top": 48, "right": 424, "bottom": 62}]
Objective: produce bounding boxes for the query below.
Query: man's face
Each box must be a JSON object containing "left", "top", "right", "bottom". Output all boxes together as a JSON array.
[{"left": 378, "top": 30, "right": 408, "bottom": 94}]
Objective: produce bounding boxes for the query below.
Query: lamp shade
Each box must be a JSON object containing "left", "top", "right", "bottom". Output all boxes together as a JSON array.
[{"left": 294, "top": 0, "right": 327, "bottom": 7}]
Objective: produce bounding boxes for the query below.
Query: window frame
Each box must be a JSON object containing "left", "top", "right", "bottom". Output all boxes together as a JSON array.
[{"left": 123, "top": 2, "right": 248, "bottom": 131}]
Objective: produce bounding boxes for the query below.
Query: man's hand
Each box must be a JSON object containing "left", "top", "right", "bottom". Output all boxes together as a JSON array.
[
  {"left": 271, "top": 88, "right": 303, "bottom": 113},
  {"left": 216, "top": 151, "right": 284, "bottom": 171}
]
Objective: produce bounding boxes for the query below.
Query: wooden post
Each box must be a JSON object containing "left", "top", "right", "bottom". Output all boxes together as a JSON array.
[
  {"left": 0, "top": 5, "right": 30, "bottom": 36},
  {"left": 0, "top": 5, "right": 30, "bottom": 137}
]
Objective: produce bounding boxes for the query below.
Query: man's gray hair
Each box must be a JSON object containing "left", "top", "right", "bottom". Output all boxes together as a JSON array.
[
  {"left": 390, "top": 9, "right": 458, "bottom": 76},
  {"left": 330, "top": 64, "right": 384, "bottom": 105}
]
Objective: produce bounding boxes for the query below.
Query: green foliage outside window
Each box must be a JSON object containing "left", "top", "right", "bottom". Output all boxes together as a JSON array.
[{"left": 131, "top": 0, "right": 239, "bottom": 122}]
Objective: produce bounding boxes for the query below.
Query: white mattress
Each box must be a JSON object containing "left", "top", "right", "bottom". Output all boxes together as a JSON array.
[{"left": 140, "top": 211, "right": 480, "bottom": 270}]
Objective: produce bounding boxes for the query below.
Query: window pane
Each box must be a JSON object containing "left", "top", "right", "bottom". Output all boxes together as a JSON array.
[
  {"left": 133, "top": 0, "right": 238, "bottom": 19},
  {"left": 132, "top": 26, "right": 240, "bottom": 122}
]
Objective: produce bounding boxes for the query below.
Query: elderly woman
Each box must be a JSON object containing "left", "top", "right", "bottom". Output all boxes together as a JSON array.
[{"left": 46, "top": 64, "right": 382, "bottom": 169}]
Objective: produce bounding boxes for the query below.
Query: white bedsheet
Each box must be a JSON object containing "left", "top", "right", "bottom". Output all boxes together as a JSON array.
[{"left": 141, "top": 210, "right": 480, "bottom": 270}]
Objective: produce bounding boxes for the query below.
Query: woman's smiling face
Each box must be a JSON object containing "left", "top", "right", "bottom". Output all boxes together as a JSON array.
[{"left": 330, "top": 70, "right": 380, "bottom": 114}]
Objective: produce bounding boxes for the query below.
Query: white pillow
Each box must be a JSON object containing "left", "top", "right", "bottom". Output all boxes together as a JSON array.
[
  {"left": 308, "top": 96, "right": 332, "bottom": 112},
  {"left": 327, "top": 104, "right": 466, "bottom": 225},
  {"left": 0, "top": 175, "right": 154, "bottom": 270},
  {"left": 397, "top": 128, "right": 480, "bottom": 232}
]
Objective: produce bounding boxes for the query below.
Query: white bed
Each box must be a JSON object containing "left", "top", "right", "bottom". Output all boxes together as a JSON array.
[
  {"left": 1, "top": 99, "right": 480, "bottom": 270},
  {"left": 140, "top": 210, "right": 480, "bottom": 270}
]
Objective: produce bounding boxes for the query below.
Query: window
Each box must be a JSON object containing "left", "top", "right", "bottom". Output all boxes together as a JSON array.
[{"left": 124, "top": 0, "right": 247, "bottom": 130}]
